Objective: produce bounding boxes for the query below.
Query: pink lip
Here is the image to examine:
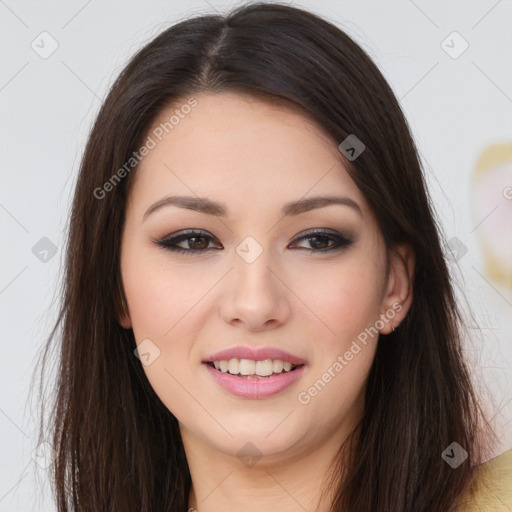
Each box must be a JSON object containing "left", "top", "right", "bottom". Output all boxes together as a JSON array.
[
  {"left": 203, "top": 363, "right": 306, "bottom": 399},
  {"left": 203, "top": 346, "right": 306, "bottom": 365}
]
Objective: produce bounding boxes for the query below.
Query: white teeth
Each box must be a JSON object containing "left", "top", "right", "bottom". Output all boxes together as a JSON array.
[
  {"left": 255, "top": 359, "right": 273, "bottom": 376},
  {"left": 228, "top": 358, "right": 239, "bottom": 374},
  {"left": 239, "top": 359, "right": 255, "bottom": 375},
  {"left": 273, "top": 360, "right": 284, "bottom": 373},
  {"left": 211, "top": 358, "right": 298, "bottom": 377}
]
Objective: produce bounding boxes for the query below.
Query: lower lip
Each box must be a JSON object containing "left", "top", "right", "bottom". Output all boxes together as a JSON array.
[{"left": 203, "top": 363, "right": 306, "bottom": 399}]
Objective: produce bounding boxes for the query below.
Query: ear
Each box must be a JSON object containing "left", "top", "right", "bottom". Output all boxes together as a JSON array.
[
  {"left": 116, "top": 291, "right": 132, "bottom": 329},
  {"left": 378, "top": 243, "right": 415, "bottom": 335},
  {"left": 118, "top": 309, "right": 132, "bottom": 329}
]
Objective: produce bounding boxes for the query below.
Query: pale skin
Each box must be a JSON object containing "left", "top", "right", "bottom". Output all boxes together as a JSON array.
[{"left": 118, "top": 92, "right": 414, "bottom": 511}]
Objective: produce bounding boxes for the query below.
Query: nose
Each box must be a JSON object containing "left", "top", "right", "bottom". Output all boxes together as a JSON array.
[{"left": 219, "top": 247, "right": 292, "bottom": 332}]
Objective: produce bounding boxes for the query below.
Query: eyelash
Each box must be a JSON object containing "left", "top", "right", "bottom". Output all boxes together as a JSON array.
[{"left": 154, "top": 228, "right": 354, "bottom": 256}]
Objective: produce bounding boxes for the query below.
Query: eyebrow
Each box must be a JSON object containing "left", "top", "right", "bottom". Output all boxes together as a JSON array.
[{"left": 143, "top": 194, "right": 363, "bottom": 221}]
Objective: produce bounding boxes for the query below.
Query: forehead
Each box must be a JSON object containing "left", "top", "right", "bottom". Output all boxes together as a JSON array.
[{"left": 127, "top": 91, "right": 367, "bottom": 216}]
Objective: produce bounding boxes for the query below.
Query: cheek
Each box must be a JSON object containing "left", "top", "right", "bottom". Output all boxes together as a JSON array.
[
  {"left": 292, "top": 255, "right": 384, "bottom": 419},
  {"left": 120, "top": 254, "right": 215, "bottom": 419},
  {"left": 294, "top": 257, "right": 385, "bottom": 346},
  {"left": 121, "top": 250, "right": 211, "bottom": 341},
  {"left": 300, "top": 342, "right": 377, "bottom": 412}
]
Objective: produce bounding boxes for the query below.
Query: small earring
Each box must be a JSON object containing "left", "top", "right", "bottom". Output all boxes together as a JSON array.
[{"left": 392, "top": 325, "right": 396, "bottom": 333}]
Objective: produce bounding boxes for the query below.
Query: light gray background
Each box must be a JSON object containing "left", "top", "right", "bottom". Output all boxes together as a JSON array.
[{"left": 1, "top": 1, "right": 511, "bottom": 510}]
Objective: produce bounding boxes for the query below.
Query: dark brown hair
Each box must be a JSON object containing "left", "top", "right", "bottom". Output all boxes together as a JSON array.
[{"left": 33, "top": 3, "right": 496, "bottom": 511}]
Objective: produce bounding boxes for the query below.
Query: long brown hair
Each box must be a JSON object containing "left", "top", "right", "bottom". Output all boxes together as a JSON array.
[{"left": 32, "top": 3, "right": 496, "bottom": 510}]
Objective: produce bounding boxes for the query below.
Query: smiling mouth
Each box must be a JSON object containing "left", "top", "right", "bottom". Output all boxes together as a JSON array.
[{"left": 204, "top": 361, "right": 304, "bottom": 379}]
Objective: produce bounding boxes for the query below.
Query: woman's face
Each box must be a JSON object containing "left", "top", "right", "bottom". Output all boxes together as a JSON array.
[{"left": 119, "top": 91, "right": 413, "bottom": 464}]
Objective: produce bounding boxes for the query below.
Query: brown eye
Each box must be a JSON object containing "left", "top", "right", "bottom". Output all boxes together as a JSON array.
[
  {"left": 155, "top": 230, "right": 221, "bottom": 255},
  {"left": 290, "top": 229, "right": 354, "bottom": 254}
]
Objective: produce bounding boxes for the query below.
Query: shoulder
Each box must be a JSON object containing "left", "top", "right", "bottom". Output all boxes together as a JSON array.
[{"left": 458, "top": 448, "right": 512, "bottom": 511}]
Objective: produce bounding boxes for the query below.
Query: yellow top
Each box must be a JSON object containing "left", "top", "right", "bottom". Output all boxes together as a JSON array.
[{"left": 458, "top": 448, "right": 512, "bottom": 511}]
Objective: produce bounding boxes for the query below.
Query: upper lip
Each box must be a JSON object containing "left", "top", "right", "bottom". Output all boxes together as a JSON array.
[{"left": 203, "top": 346, "right": 306, "bottom": 365}]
